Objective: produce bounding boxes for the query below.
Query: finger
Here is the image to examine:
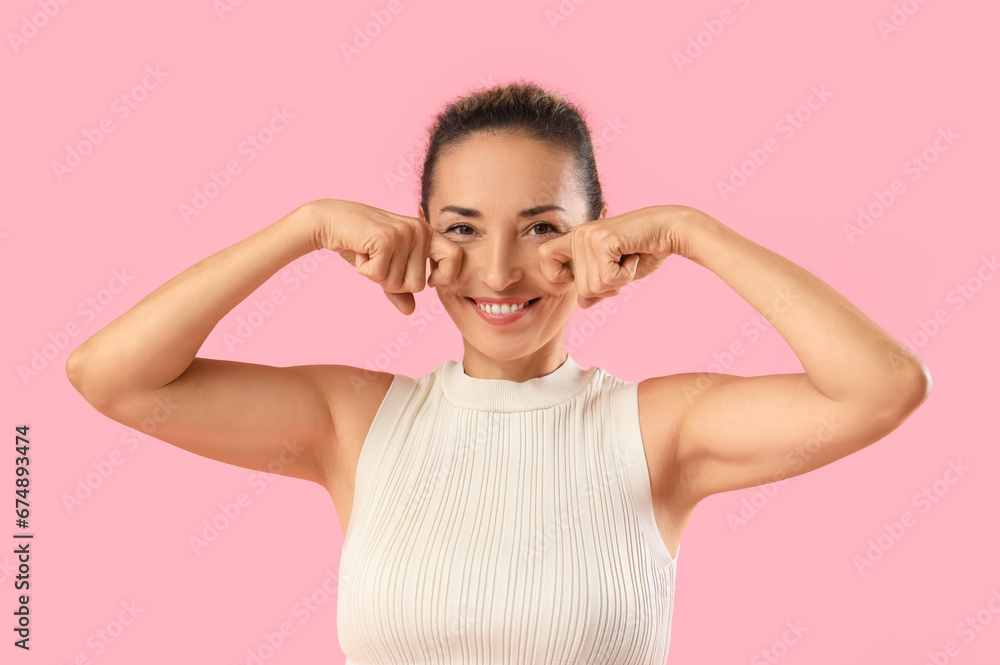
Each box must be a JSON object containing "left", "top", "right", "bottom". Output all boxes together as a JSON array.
[
  {"left": 600, "top": 247, "right": 633, "bottom": 289},
  {"left": 622, "top": 253, "right": 640, "bottom": 279},
  {"left": 581, "top": 228, "right": 602, "bottom": 299},
  {"left": 382, "top": 228, "right": 413, "bottom": 293},
  {"left": 427, "top": 229, "right": 462, "bottom": 287},
  {"left": 575, "top": 227, "right": 604, "bottom": 303},
  {"left": 597, "top": 228, "right": 640, "bottom": 290},
  {"left": 579, "top": 286, "right": 622, "bottom": 309},
  {"left": 538, "top": 233, "right": 575, "bottom": 283},
  {"left": 358, "top": 239, "right": 392, "bottom": 283},
  {"left": 400, "top": 223, "right": 431, "bottom": 295},
  {"left": 384, "top": 289, "right": 416, "bottom": 315}
]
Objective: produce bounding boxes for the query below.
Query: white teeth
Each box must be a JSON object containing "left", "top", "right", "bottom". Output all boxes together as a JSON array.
[{"left": 477, "top": 300, "right": 528, "bottom": 314}]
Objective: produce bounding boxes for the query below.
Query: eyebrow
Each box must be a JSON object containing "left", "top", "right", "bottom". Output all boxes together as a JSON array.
[{"left": 438, "top": 204, "right": 567, "bottom": 219}]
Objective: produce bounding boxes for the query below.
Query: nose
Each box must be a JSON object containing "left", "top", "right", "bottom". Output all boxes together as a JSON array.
[{"left": 471, "top": 235, "right": 527, "bottom": 293}]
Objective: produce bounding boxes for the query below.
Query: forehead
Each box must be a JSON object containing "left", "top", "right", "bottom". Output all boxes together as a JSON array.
[{"left": 431, "top": 132, "right": 583, "bottom": 220}]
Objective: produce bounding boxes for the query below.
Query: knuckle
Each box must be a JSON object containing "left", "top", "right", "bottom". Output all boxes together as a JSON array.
[
  {"left": 402, "top": 216, "right": 424, "bottom": 237},
  {"left": 593, "top": 227, "right": 611, "bottom": 244}
]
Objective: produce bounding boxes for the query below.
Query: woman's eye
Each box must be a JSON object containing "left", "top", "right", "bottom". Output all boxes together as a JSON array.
[
  {"left": 530, "top": 223, "right": 558, "bottom": 235},
  {"left": 444, "top": 223, "right": 559, "bottom": 236}
]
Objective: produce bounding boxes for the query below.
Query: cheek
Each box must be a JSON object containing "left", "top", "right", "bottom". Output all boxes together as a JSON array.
[
  {"left": 437, "top": 287, "right": 476, "bottom": 317},
  {"left": 434, "top": 286, "right": 466, "bottom": 308}
]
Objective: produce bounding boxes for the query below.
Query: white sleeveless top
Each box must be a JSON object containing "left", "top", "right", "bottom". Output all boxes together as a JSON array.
[{"left": 337, "top": 354, "right": 678, "bottom": 664}]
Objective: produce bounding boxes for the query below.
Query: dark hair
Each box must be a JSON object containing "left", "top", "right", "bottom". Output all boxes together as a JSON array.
[{"left": 417, "top": 80, "right": 606, "bottom": 224}]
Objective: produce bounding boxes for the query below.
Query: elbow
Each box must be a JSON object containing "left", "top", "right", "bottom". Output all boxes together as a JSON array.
[
  {"left": 914, "top": 355, "right": 932, "bottom": 394},
  {"left": 908, "top": 359, "right": 932, "bottom": 411},
  {"left": 877, "top": 358, "right": 932, "bottom": 423},
  {"left": 66, "top": 349, "right": 89, "bottom": 394},
  {"left": 901, "top": 354, "right": 932, "bottom": 409},
  {"left": 66, "top": 349, "right": 115, "bottom": 412}
]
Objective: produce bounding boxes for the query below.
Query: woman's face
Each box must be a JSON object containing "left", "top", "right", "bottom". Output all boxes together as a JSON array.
[{"left": 419, "top": 131, "right": 603, "bottom": 365}]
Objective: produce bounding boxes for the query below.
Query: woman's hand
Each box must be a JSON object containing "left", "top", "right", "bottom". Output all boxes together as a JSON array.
[
  {"left": 309, "top": 199, "right": 463, "bottom": 315},
  {"left": 537, "top": 205, "right": 699, "bottom": 308}
]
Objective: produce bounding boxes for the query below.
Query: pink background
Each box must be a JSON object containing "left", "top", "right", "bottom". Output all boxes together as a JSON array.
[{"left": 4, "top": 0, "right": 998, "bottom": 663}]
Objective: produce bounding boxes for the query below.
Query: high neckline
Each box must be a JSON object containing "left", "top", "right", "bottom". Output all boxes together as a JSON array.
[{"left": 439, "top": 354, "right": 595, "bottom": 411}]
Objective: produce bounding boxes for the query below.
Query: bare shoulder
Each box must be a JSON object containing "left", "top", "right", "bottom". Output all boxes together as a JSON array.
[
  {"left": 637, "top": 370, "right": 749, "bottom": 503},
  {"left": 636, "top": 373, "right": 707, "bottom": 555},
  {"left": 636, "top": 374, "right": 699, "bottom": 505},
  {"left": 290, "top": 364, "right": 396, "bottom": 466},
  {"left": 288, "top": 364, "right": 395, "bottom": 532},
  {"left": 295, "top": 363, "right": 395, "bottom": 406}
]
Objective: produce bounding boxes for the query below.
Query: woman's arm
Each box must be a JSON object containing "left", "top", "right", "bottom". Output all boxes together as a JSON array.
[
  {"left": 68, "top": 206, "right": 318, "bottom": 396},
  {"left": 652, "top": 209, "right": 931, "bottom": 503},
  {"left": 65, "top": 203, "right": 344, "bottom": 485}
]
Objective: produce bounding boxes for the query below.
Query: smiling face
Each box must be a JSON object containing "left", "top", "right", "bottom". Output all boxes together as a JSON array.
[{"left": 419, "top": 130, "right": 604, "bottom": 378}]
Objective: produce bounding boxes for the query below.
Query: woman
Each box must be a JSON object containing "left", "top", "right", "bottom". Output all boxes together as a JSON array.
[{"left": 66, "top": 82, "right": 931, "bottom": 663}]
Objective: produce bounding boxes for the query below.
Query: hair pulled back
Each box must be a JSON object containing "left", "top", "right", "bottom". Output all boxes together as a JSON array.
[{"left": 418, "top": 80, "right": 605, "bottom": 223}]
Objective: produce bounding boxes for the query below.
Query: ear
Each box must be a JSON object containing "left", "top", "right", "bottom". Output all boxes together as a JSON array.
[
  {"left": 599, "top": 203, "right": 609, "bottom": 220},
  {"left": 418, "top": 205, "right": 426, "bottom": 223}
]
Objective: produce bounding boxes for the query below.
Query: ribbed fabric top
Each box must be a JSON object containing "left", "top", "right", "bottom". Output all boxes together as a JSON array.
[
  {"left": 337, "top": 354, "right": 678, "bottom": 665},
  {"left": 439, "top": 355, "right": 595, "bottom": 411}
]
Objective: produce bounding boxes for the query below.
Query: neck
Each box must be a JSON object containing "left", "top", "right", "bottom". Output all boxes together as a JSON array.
[{"left": 460, "top": 344, "right": 569, "bottom": 382}]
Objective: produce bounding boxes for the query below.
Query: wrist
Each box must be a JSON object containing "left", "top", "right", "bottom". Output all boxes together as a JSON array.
[
  {"left": 285, "top": 200, "right": 331, "bottom": 254},
  {"left": 666, "top": 206, "right": 726, "bottom": 268}
]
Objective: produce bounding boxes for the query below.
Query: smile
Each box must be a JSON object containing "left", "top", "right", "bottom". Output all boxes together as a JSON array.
[{"left": 466, "top": 297, "right": 540, "bottom": 325}]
